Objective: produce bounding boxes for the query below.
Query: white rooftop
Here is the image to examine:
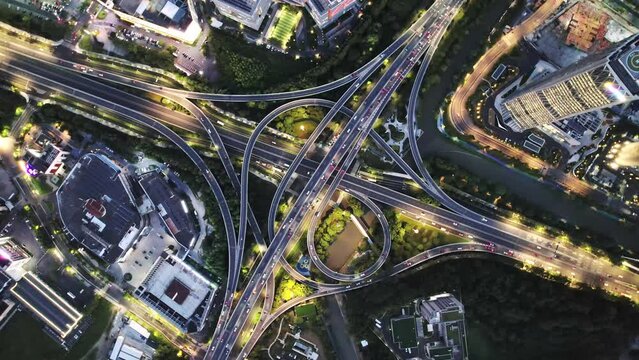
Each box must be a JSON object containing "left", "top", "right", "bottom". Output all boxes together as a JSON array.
[
  {"left": 134, "top": 0, "right": 148, "bottom": 15},
  {"left": 160, "top": 1, "right": 180, "bottom": 20},
  {"left": 141, "top": 252, "right": 216, "bottom": 319}
]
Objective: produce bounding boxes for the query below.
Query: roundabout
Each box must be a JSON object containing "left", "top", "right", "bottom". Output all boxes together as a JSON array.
[{"left": 306, "top": 190, "right": 391, "bottom": 282}]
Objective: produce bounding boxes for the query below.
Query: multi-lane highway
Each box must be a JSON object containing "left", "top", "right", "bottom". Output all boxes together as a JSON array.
[
  {"left": 2, "top": 0, "right": 639, "bottom": 359},
  {"left": 206, "top": 2, "right": 465, "bottom": 357}
]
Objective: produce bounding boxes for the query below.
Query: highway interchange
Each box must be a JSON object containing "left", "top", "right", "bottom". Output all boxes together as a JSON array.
[{"left": 1, "top": 0, "right": 639, "bottom": 358}]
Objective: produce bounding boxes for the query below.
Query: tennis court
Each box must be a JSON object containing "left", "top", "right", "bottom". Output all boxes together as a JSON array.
[{"left": 269, "top": 6, "right": 302, "bottom": 48}]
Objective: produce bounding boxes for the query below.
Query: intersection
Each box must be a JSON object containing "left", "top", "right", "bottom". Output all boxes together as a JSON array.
[{"left": 1, "top": 0, "right": 638, "bottom": 358}]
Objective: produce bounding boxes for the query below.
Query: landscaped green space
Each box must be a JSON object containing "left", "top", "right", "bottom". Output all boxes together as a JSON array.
[
  {"left": 66, "top": 298, "right": 116, "bottom": 359},
  {"left": 29, "top": 176, "right": 54, "bottom": 195},
  {"left": 314, "top": 207, "right": 351, "bottom": 261},
  {"left": 97, "top": 9, "right": 108, "bottom": 20},
  {"left": 390, "top": 317, "right": 418, "bottom": 349},
  {"left": 294, "top": 303, "right": 317, "bottom": 320},
  {"left": 110, "top": 35, "right": 177, "bottom": 70},
  {"left": 384, "top": 210, "right": 467, "bottom": 263},
  {"left": 269, "top": 6, "right": 302, "bottom": 49},
  {"left": 345, "top": 258, "right": 639, "bottom": 360},
  {"left": 0, "top": 311, "right": 65, "bottom": 359},
  {"left": 274, "top": 273, "right": 314, "bottom": 308},
  {"left": 205, "top": 28, "right": 311, "bottom": 92},
  {"left": 78, "top": 34, "right": 104, "bottom": 53},
  {"left": 273, "top": 106, "right": 325, "bottom": 139}
]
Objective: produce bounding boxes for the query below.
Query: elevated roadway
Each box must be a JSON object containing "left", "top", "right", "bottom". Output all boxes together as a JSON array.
[{"left": 206, "top": 2, "right": 466, "bottom": 357}]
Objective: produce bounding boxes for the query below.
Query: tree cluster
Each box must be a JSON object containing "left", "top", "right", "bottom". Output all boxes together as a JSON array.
[
  {"left": 313, "top": 208, "right": 351, "bottom": 261},
  {"left": 273, "top": 106, "right": 324, "bottom": 137},
  {"left": 273, "top": 273, "right": 313, "bottom": 308},
  {"left": 0, "top": 87, "right": 24, "bottom": 130},
  {"left": 0, "top": 5, "right": 69, "bottom": 40},
  {"left": 344, "top": 258, "right": 639, "bottom": 360},
  {"left": 384, "top": 210, "right": 460, "bottom": 263},
  {"left": 110, "top": 35, "right": 177, "bottom": 70}
]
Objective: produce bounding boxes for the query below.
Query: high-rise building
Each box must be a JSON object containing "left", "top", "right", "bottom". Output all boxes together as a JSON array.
[
  {"left": 501, "top": 34, "right": 639, "bottom": 131},
  {"left": 214, "top": 0, "right": 360, "bottom": 30},
  {"left": 300, "top": 0, "right": 360, "bottom": 28},
  {"left": 212, "top": 0, "right": 272, "bottom": 30}
]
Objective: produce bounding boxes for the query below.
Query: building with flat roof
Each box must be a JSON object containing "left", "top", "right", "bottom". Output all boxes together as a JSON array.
[
  {"left": 418, "top": 293, "right": 464, "bottom": 324},
  {"left": 271, "top": 332, "right": 320, "bottom": 360},
  {"left": 25, "top": 143, "right": 69, "bottom": 177},
  {"left": 501, "top": 33, "right": 639, "bottom": 131},
  {"left": 382, "top": 294, "right": 468, "bottom": 359},
  {"left": 214, "top": 0, "right": 359, "bottom": 30},
  {"left": 417, "top": 293, "right": 466, "bottom": 360},
  {"left": 213, "top": 0, "right": 272, "bottom": 30},
  {"left": 57, "top": 153, "right": 142, "bottom": 263},
  {"left": 10, "top": 272, "right": 83, "bottom": 339},
  {"left": 109, "top": 319, "right": 155, "bottom": 360},
  {"left": 104, "top": 0, "right": 202, "bottom": 43},
  {"left": 135, "top": 251, "right": 217, "bottom": 332},
  {"left": 295, "top": 0, "right": 359, "bottom": 28},
  {"left": 138, "top": 171, "right": 196, "bottom": 251},
  {"left": 0, "top": 237, "right": 31, "bottom": 280},
  {"left": 110, "top": 335, "right": 153, "bottom": 360}
]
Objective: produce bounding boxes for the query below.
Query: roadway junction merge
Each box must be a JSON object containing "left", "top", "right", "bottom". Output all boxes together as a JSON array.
[{"left": 1, "top": 0, "right": 638, "bottom": 359}]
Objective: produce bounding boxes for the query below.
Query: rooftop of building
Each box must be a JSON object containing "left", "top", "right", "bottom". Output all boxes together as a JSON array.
[
  {"left": 563, "top": 2, "right": 610, "bottom": 52},
  {"left": 119, "top": 0, "right": 190, "bottom": 26},
  {"left": 110, "top": 334, "right": 154, "bottom": 360},
  {"left": 215, "top": 0, "right": 263, "bottom": 14},
  {"left": 57, "top": 153, "right": 141, "bottom": 263},
  {"left": 421, "top": 293, "right": 464, "bottom": 318},
  {"left": 138, "top": 171, "right": 196, "bottom": 249},
  {"left": 0, "top": 237, "right": 30, "bottom": 267},
  {"left": 10, "top": 273, "right": 83, "bottom": 338},
  {"left": 137, "top": 251, "right": 216, "bottom": 329},
  {"left": 26, "top": 143, "right": 68, "bottom": 175}
]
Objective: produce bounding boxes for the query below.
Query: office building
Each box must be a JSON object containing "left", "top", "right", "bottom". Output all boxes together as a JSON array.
[
  {"left": 418, "top": 293, "right": 465, "bottom": 324},
  {"left": 287, "top": 0, "right": 359, "bottom": 28},
  {"left": 501, "top": 33, "right": 639, "bottom": 131},
  {"left": 212, "top": 0, "right": 272, "bottom": 30},
  {"left": 134, "top": 251, "right": 217, "bottom": 332},
  {"left": 214, "top": 0, "right": 360, "bottom": 30},
  {"left": 417, "top": 293, "right": 466, "bottom": 360}
]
